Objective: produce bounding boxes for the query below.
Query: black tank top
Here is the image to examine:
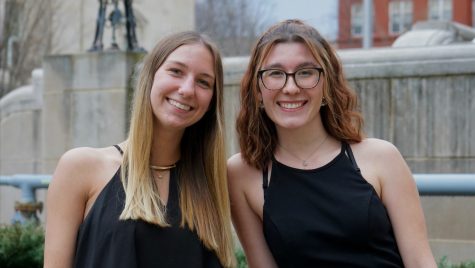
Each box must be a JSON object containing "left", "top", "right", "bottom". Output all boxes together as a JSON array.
[
  {"left": 73, "top": 145, "right": 222, "bottom": 268},
  {"left": 262, "top": 142, "right": 404, "bottom": 268}
]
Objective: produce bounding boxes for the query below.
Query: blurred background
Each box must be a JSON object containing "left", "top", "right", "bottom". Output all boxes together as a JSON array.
[{"left": 0, "top": 0, "right": 474, "bottom": 266}]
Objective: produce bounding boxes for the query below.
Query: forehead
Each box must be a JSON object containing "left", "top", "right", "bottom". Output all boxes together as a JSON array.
[
  {"left": 164, "top": 43, "right": 215, "bottom": 74},
  {"left": 262, "top": 41, "right": 319, "bottom": 68}
]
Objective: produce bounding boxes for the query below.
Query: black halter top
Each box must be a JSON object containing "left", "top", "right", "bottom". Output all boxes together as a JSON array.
[
  {"left": 73, "top": 145, "right": 222, "bottom": 268},
  {"left": 262, "top": 142, "right": 404, "bottom": 267}
]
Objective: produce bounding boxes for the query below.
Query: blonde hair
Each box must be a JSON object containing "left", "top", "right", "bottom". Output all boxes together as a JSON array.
[{"left": 119, "top": 31, "right": 235, "bottom": 267}]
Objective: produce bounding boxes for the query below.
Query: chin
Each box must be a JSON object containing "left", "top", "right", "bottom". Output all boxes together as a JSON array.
[
  {"left": 159, "top": 119, "right": 189, "bottom": 130},
  {"left": 275, "top": 120, "right": 307, "bottom": 129}
]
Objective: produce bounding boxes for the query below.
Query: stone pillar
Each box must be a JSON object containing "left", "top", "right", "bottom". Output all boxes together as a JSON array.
[{"left": 41, "top": 52, "right": 144, "bottom": 173}]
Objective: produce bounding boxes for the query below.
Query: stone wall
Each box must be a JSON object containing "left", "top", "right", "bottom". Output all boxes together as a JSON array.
[{"left": 0, "top": 52, "right": 143, "bottom": 223}]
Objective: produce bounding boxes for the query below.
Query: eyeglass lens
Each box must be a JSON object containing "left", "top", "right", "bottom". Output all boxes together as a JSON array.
[{"left": 260, "top": 68, "right": 322, "bottom": 90}]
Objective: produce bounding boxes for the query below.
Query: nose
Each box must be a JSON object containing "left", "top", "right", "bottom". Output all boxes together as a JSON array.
[
  {"left": 177, "top": 75, "right": 195, "bottom": 97},
  {"left": 281, "top": 75, "right": 300, "bottom": 95}
]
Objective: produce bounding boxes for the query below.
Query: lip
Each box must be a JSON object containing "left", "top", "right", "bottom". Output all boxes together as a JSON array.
[
  {"left": 277, "top": 100, "right": 307, "bottom": 111},
  {"left": 167, "top": 98, "right": 193, "bottom": 112}
]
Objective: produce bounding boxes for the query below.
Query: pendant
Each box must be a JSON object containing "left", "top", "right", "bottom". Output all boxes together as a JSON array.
[
  {"left": 302, "top": 160, "right": 308, "bottom": 167},
  {"left": 155, "top": 171, "right": 166, "bottom": 179}
]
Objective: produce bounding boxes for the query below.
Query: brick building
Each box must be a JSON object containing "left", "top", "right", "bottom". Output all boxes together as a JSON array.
[{"left": 337, "top": 0, "right": 475, "bottom": 48}]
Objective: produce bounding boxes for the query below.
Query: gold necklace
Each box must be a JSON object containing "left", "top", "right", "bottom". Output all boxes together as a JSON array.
[
  {"left": 150, "top": 164, "right": 176, "bottom": 171},
  {"left": 278, "top": 134, "right": 328, "bottom": 167},
  {"left": 150, "top": 163, "right": 176, "bottom": 179}
]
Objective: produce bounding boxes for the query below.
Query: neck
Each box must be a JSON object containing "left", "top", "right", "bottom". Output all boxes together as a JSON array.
[
  {"left": 150, "top": 126, "right": 183, "bottom": 166},
  {"left": 276, "top": 119, "right": 327, "bottom": 151}
]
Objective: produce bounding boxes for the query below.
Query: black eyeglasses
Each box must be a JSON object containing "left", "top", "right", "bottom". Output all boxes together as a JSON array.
[{"left": 258, "top": 67, "right": 324, "bottom": 90}]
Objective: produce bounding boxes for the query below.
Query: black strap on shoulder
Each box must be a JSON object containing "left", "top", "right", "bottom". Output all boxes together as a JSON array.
[
  {"left": 262, "top": 167, "right": 269, "bottom": 200},
  {"left": 262, "top": 167, "right": 269, "bottom": 190},
  {"left": 113, "top": 144, "right": 124, "bottom": 155},
  {"left": 344, "top": 142, "right": 361, "bottom": 173}
]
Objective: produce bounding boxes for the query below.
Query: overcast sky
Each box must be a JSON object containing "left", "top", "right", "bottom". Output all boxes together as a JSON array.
[{"left": 263, "top": 0, "right": 338, "bottom": 41}]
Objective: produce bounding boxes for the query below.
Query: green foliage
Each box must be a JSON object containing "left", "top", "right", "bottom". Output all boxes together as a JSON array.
[
  {"left": 235, "top": 247, "right": 248, "bottom": 268},
  {"left": 0, "top": 223, "right": 44, "bottom": 268},
  {"left": 438, "top": 256, "right": 475, "bottom": 268}
]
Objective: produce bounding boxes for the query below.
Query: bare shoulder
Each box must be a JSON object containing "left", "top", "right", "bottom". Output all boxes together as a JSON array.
[
  {"left": 227, "top": 153, "right": 264, "bottom": 199},
  {"left": 227, "top": 153, "right": 247, "bottom": 172},
  {"left": 55, "top": 146, "right": 119, "bottom": 175},
  {"left": 351, "top": 138, "right": 402, "bottom": 162},
  {"left": 51, "top": 146, "right": 122, "bottom": 192},
  {"left": 227, "top": 153, "right": 261, "bottom": 182},
  {"left": 57, "top": 147, "right": 108, "bottom": 170},
  {"left": 350, "top": 138, "right": 410, "bottom": 193}
]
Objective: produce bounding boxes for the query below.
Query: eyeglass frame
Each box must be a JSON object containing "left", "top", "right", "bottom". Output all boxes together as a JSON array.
[{"left": 257, "top": 67, "right": 324, "bottom": 90}]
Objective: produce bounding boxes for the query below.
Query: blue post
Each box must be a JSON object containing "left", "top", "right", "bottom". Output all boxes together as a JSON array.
[{"left": 0, "top": 175, "right": 51, "bottom": 224}]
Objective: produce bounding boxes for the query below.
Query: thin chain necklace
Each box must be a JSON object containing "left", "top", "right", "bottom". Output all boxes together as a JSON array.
[{"left": 278, "top": 134, "right": 328, "bottom": 167}]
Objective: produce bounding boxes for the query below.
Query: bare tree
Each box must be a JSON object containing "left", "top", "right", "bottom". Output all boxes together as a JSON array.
[
  {"left": 0, "top": 0, "right": 62, "bottom": 97},
  {"left": 195, "top": 0, "right": 273, "bottom": 56}
]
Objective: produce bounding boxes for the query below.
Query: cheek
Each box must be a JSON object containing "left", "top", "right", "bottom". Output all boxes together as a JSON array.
[
  {"left": 199, "top": 90, "right": 214, "bottom": 110},
  {"left": 260, "top": 89, "right": 274, "bottom": 104},
  {"left": 149, "top": 86, "right": 160, "bottom": 106}
]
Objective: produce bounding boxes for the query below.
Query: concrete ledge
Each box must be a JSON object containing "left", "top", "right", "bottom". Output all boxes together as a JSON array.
[
  {"left": 221, "top": 44, "right": 475, "bottom": 83},
  {"left": 340, "top": 44, "right": 475, "bottom": 78}
]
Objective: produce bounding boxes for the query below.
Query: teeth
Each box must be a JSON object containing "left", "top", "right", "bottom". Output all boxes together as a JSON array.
[
  {"left": 169, "top": 99, "right": 191, "bottom": 111},
  {"left": 280, "top": 102, "right": 303, "bottom": 109}
]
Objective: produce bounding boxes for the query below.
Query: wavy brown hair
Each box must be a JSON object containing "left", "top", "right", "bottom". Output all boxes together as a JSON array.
[
  {"left": 120, "top": 31, "right": 235, "bottom": 267},
  {"left": 237, "top": 19, "right": 364, "bottom": 170}
]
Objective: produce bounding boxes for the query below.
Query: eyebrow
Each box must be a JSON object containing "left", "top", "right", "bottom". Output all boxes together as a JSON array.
[
  {"left": 166, "top": 60, "right": 215, "bottom": 80},
  {"left": 262, "top": 61, "right": 320, "bottom": 70}
]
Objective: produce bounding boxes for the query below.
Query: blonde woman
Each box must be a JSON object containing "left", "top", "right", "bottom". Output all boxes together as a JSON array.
[{"left": 45, "top": 31, "right": 235, "bottom": 268}]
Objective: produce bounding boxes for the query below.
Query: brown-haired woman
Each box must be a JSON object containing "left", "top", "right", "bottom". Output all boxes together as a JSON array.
[
  {"left": 44, "top": 31, "right": 235, "bottom": 268},
  {"left": 228, "top": 20, "right": 436, "bottom": 268}
]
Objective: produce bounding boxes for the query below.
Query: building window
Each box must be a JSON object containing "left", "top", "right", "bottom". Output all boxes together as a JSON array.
[
  {"left": 351, "top": 3, "right": 363, "bottom": 36},
  {"left": 389, "top": 0, "right": 413, "bottom": 34},
  {"left": 428, "top": 0, "right": 452, "bottom": 21}
]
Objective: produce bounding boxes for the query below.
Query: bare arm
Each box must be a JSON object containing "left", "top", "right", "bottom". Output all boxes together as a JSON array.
[
  {"left": 44, "top": 148, "right": 100, "bottom": 268},
  {"left": 370, "top": 140, "right": 437, "bottom": 268},
  {"left": 227, "top": 154, "right": 278, "bottom": 268}
]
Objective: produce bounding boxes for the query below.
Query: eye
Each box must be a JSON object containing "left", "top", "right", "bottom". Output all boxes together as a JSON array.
[
  {"left": 265, "top": 70, "right": 285, "bottom": 78},
  {"left": 296, "top": 68, "right": 317, "bottom": 77},
  {"left": 168, "top": 68, "right": 183, "bottom": 76},
  {"left": 197, "top": 79, "right": 213, "bottom": 90}
]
